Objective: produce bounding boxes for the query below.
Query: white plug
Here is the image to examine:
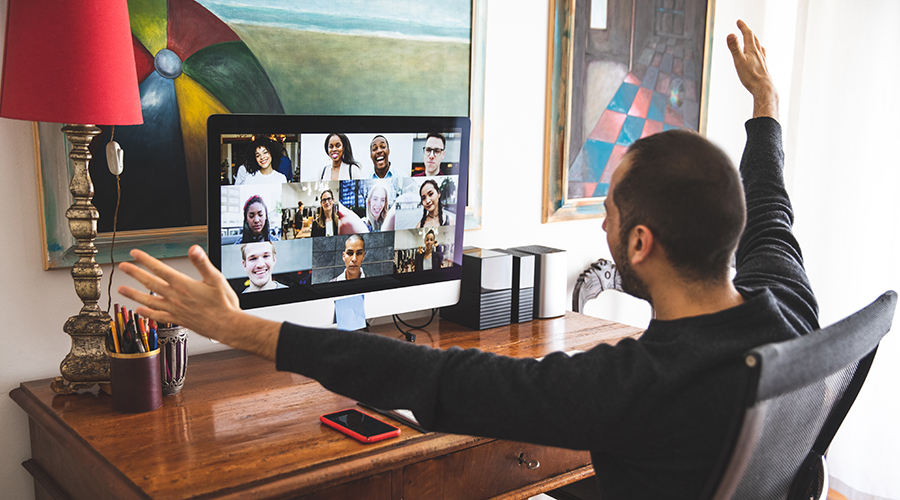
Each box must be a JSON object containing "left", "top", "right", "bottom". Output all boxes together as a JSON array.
[{"left": 106, "top": 141, "right": 124, "bottom": 175}]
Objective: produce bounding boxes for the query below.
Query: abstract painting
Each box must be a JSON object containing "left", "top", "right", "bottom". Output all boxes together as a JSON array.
[{"left": 543, "top": 0, "right": 714, "bottom": 222}]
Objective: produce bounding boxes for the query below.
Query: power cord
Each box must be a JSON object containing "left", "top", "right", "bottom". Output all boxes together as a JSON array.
[
  {"left": 105, "top": 126, "right": 122, "bottom": 314},
  {"left": 391, "top": 308, "right": 438, "bottom": 342}
]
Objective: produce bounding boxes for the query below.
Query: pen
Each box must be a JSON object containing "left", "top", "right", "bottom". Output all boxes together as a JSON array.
[
  {"left": 149, "top": 320, "right": 158, "bottom": 350},
  {"left": 136, "top": 313, "right": 150, "bottom": 352}
]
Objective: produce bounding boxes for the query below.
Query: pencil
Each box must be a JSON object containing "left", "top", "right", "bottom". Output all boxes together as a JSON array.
[{"left": 109, "top": 318, "right": 120, "bottom": 353}]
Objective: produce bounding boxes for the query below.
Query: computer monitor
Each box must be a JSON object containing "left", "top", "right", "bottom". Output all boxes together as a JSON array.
[{"left": 207, "top": 115, "right": 469, "bottom": 326}]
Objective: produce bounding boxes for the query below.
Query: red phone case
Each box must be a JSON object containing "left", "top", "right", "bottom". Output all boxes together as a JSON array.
[{"left": 320, "top": 408, "right": 401, "bottom": 443}]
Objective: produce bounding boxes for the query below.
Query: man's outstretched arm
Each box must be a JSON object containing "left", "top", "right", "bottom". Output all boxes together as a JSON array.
[{"left": 118, "top": 245, "right": 281, "bottom": 360}]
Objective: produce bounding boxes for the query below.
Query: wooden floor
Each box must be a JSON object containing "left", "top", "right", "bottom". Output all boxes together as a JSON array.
[{"left": 532, "top": 487, "right": 850, "bottom": 499}]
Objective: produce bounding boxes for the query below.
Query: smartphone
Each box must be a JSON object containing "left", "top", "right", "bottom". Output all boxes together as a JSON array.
[{"left": 320, "top": 408, "right": 401, "bottom": 443}]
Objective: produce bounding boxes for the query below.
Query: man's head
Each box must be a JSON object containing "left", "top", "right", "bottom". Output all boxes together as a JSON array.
[
  {"left": 370, "top": 135, "right": 391, "bottom": 177},
  {"left": 342, "top": 234, "right": 366, "bottom": 279},
  {"left": 604, "top": 129, "right": 745, "bottom": 295},
  {"left": 423, "top": 133, "right": 446, "bottom": 175},
  {"left": 241, "top": 241, "right": 277, "bottom": 289}
]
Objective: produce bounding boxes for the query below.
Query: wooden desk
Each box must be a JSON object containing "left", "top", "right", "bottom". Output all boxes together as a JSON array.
[{"left": 11, "top": 312, "right": 642, "bottom": 500}]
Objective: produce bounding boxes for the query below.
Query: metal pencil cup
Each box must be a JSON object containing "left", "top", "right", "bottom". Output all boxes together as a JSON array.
[{"left": 158, "top": 326, "right": 188, "bottom": 396}]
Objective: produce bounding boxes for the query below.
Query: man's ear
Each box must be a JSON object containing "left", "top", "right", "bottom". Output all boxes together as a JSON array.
[{"left": 628, "top": 225, "right": 655, "bottom": 265}]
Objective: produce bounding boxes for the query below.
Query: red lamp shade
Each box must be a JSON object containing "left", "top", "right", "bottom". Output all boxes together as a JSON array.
[{"left": 0, "top": 0, "right": 142, "bottom": 125}]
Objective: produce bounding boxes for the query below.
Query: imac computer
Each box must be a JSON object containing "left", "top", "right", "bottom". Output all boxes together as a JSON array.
[{"left": 207, "top": 115, "right": 469, "bottom": 326}]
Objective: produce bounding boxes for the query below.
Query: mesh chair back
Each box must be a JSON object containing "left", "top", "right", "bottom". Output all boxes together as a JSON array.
[{"left": 706, "top": 291, "right": 897, "bottom": 500}]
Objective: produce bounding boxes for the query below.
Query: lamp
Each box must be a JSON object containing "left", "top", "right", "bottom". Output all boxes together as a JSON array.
[{"left": 1, "top": 0, "right": 142, "bottom": 393}]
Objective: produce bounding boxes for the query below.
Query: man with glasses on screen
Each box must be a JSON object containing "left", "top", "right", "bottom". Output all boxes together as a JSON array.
[
  {"left": 330, "top": 234, "right": 366, "bottom": 281},
  {"left": 415, "top": 132, "right": 445, "bottom": 177}
]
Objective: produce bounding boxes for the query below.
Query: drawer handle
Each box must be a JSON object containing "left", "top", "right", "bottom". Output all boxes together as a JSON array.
[{"left": 517, "top": 452, "right": 540, "bottom": 470}]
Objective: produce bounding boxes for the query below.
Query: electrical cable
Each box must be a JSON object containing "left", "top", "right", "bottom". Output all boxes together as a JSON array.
[
  {"left": 105, "top": 126, "right": 121, "bottom": 314},
  {"left": 391, "top": 308, "right": 438, "bottom": 342}
]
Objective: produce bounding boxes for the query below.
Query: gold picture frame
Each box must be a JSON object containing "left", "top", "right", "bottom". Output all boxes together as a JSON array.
[
  {"left": 543, "top": 0, "right": 715, "bottom": 222},
  {"left": 34, "top": 0, "right": 487, "bottom": 270}
]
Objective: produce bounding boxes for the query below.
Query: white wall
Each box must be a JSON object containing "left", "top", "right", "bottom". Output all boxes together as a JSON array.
[{"left": 2, "top": 0, "right": 898, "bottom": 499}]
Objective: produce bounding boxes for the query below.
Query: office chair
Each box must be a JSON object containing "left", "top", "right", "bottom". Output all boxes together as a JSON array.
[
  {"left": 572, "top": 258, "right": 622, "bottom": 313},
  {"left": 550, "top": 291, "right": 896, "bottom": 500},
  {"left": 703, "top": 290, "right": 897, "bottom": 500}
]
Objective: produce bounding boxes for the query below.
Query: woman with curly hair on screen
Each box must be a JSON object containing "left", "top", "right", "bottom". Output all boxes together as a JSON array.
[{"left": 235, "top": 135, "right": 287, "bottom": 185}]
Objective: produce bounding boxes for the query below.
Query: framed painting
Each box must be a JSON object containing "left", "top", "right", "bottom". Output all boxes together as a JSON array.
[
  {"left": 35, "top": 0, "right": 486, "bottom": 270},
  {"left": 543, "top": 0, "right": 715, "bottom": 222}
]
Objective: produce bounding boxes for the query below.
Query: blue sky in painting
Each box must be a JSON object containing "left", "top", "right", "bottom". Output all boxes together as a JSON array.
[{"left": 197, "top": 0, "right": 471, "bottom": 42}]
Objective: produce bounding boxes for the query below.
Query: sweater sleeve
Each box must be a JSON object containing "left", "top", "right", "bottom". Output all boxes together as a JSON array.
[
  {"left": 275, "top": 323, "right": 664, "bottom": 450},
  {"left": 734, "top": 117, "right": 818, "bottom": 332}
]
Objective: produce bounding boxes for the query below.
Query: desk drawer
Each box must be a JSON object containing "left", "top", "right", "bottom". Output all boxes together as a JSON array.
[{"left": 402, "top": 440, "right": 591, "bottom": 500}]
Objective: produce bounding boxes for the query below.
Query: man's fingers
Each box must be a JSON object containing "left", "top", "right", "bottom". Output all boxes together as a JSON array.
[
  {"left": 133, "top": 306, "right": 178, "bottom": 326},
  {"left": 738, "top": 19, "right": 755, "bottom": 52},
  {"left": 187, "top": 245, "right": 223, "bottom": 285},
  {"left": 119, "top": 261, "right": 172, "bottom": 295},
  {"left": 726, "top": 33, "right": 742, "bottom": 56},
  {"left": 130, "top": 248, "right": 190, "bottom": 286}
]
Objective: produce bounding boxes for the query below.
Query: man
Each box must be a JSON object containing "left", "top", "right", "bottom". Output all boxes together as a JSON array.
[
  {"left": 118, "top": 21, "right": 816, "bottom": 499},
  {"left": 330, "top": 234, "right": 366, "bottom": 281},
  {"left": 415, "top": 132, "right": 446, "bottom": 177},
  {"left": 370, "top": 135, "right": 396, "bottom": 179},
  {"left": 241, "top": 241, "right": 287, "bottom": 293}
]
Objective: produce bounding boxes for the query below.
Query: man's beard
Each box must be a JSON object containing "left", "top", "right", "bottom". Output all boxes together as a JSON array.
[{"left": 613, "top": 239, "right": 652, "bottom": 304}]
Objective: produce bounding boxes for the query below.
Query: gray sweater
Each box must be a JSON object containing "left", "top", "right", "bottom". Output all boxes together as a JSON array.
[{"left": 275, "top": 117, "right": 818, "bottom": 499}]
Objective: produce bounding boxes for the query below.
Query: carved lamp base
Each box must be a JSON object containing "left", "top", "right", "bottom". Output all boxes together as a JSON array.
[{"left": 51, "top": 124, "right": 112, "bottom": 393}]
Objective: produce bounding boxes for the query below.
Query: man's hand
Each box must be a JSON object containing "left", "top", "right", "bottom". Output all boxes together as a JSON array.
[
  {"left": 118, "top": 245, "right": 281, "bottom": 360},
  {"left": 727, "top": 20, "right": 779, "bottom": 120},
  {"left": 335, "top": 202, "right": 371, "bottom": 234}
]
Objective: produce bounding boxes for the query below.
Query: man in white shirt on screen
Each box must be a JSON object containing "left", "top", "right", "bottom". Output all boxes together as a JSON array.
[
  {"left": 241, "top": 242, "right": 287, "bottom": 292},
  {"left": 330, "top": 234, "right": 367, "bottom": 281}
]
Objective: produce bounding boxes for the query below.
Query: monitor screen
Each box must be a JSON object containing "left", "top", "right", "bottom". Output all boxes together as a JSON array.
[{"left": 207, "top": 115, "right": 469, "bottom": 324}]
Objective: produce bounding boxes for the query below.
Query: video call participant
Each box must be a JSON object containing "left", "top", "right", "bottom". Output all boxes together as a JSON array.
[
  {"left": 330, "top": 234, "right": 366, "bottom": 281},
  {"left": 320, "top": 133, "right": 362, "bottom": 180},
  {"left": 311, "top": 189, "right": 339, "bottom": 237},
  {"left": 414, "top": 229, "right": 442, "bottom": 271},
  {"left": 370, "top": 135, "right": 399, "bottom": 179},
  {"left": 118, "top": 21, "right": 810, "bottom": 499},
  {"left": 312, "top": 188, "right": 371, "bottom": 237},
  {"left": 235, "top": 136, "right": 288, "bottom": 185},
  {"left": 238, "top": 195, "right": 279, "bottom": 244},
  {"left": 415, "top": 179, "right": 455, "bottom": 228},
  {"left": 241, "top": 241, "right": 286, "bottom": 293},
  {"left": 415, "top": 132, "right": 446, "bottom": 177},
  {"left": 365, "top": 182, "right": 389, "bottom": 232},
  {"left": 291, "top": 201, "right": 305, "bottom": 237}
]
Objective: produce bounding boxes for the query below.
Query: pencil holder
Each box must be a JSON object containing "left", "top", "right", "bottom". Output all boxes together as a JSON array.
[
  {"left": 158, "top": 326, "right": 188, "bottom": 396},
  {"left": 109, "top": 349, "right": 162, "bottom": 413}
]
